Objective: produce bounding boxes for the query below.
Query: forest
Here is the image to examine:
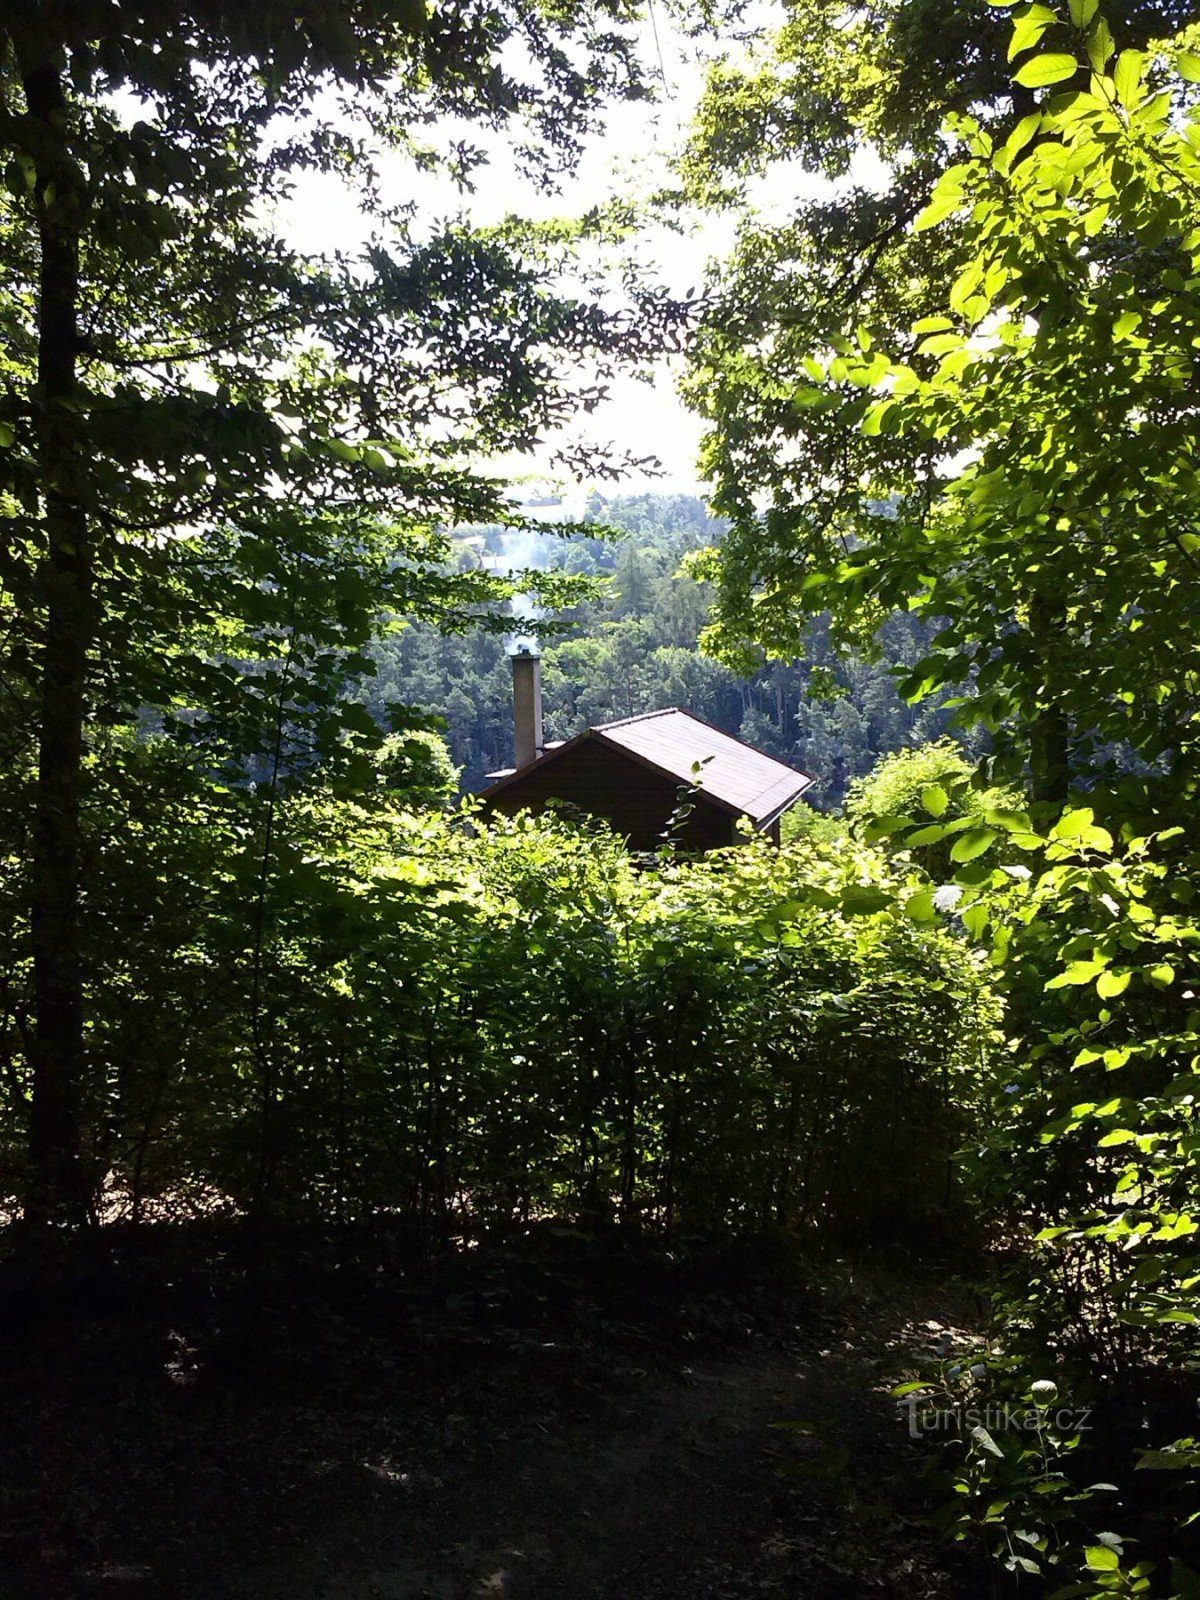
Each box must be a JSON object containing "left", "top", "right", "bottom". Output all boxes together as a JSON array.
[
  {"left": 2, "top": 2, "right": 1199, "bottom": 1598},
  {"left": 367, "top": 491, "right": 987, "bottom": 802}
]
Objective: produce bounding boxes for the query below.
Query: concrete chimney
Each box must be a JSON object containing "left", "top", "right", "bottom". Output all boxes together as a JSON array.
[{"left": 511, "top": 642, "right": 543, "bottom": 769}]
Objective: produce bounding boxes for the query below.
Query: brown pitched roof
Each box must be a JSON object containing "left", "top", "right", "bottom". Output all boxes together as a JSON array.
[{"left": 481, "top": 707, "right": 813, "bottom": 828}]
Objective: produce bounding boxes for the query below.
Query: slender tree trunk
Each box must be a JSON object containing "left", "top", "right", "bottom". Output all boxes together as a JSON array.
[
  {"left": 1030, "top": 701, "right": 1071, "bottom": 806},
  {"left": 249, "top": 596, "right": 297, "bottom": 1226},
  {"left": 17, "top": 31, "right": 92, "bottom": 1228},
  {"left": 1028, "top": 589, "right": 1071, "bottom": 808}
]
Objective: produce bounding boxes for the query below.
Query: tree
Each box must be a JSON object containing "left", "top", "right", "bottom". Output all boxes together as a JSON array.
[
  {"left": 374, "top": 728, "right": 459, "bottom": 807},
  {"left": 846, "top": 739, "right": 1021, "bottom": 877},
  {"left": 681, "top": 0, "right": 1200, "bottom": 800},
  {"left": 361, "top": 497, "right": 985, "bottom": 801},
  {"left": 0, "top": 0, "right": 676, "bottom": 1226},
  {"left": 695, "top": 8, "right": 1200, "bottom": 1582}
]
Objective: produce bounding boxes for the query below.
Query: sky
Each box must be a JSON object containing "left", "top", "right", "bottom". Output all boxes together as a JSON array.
[
  {"left": 270, "top": 14, "right": 732, "bottom": 501},
  {"left": 271, "top": 9, "right": 888, "bottom": 508}
]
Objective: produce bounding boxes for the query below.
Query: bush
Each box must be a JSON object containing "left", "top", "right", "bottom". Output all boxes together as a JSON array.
[
  {"left": 846, "top": 741, "right": 1022, "bottom": 878},
  {"left": 0, "top": 768, "right": 1000, "bottom": 1248}
]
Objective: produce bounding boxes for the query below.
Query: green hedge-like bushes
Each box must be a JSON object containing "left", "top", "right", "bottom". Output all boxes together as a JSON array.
[{"left": 0, "top": 766, "right": 999, "bottom": 1244}]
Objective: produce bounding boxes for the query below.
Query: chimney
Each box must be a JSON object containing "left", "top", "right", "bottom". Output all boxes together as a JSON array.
[{"left": 511, "top": 641, "right": 543, "bottom": 769}]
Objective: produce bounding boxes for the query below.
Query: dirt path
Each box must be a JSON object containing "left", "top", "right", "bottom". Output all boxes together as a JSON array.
[
  {"left": 2, "top": 1257, "right": 986, "bottom": 1600},
  {"left": 218, "top": 1277, "right": 981, "bottom": 1600},
  {"left": 308, "top": 1350, "right": 948, "bottom": 1600}
]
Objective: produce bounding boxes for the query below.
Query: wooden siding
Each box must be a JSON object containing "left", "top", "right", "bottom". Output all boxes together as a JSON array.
[{"left": 481, "top": 738, "right": 737, "bottom": 852}]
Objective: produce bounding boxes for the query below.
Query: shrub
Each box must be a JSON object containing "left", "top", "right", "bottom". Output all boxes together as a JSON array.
[
  {"left": 0, "top": 776, "right": 1000, "bottom": 1248},
  {"left": 846, "top": 741, "right": 1022, "bottom": 878}
]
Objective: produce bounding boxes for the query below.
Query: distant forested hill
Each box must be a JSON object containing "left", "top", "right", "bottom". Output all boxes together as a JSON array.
[{"left": 365, "top": 494, "right": 984, "bottom": 806}]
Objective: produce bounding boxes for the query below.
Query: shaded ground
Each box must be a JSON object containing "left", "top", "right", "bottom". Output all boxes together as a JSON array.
[{"left": 0, "top": 1234, "right": 991, "bottom": 1600}]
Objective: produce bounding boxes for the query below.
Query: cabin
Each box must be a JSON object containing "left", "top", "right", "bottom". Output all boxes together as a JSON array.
[{"left": 479, "top": 645, "right": 814, "bottom": 851}]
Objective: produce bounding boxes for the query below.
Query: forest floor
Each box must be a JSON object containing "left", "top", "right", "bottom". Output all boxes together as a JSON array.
[{"left": 0, "top": 1231, "right": 996, "bottom": 1600}]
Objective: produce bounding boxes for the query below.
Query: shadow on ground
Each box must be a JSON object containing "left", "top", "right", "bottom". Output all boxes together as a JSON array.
[{"left": 0, "top": 1229, "right": 992, "bottom": 1600}]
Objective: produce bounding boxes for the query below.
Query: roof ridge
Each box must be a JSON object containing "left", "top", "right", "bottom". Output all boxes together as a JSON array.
[{"left": 593, "top": 707, "right": 681, "bottom": 730}]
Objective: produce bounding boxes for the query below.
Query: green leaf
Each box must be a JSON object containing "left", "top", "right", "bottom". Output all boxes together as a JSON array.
[
  {"left": 840, "top": 885, "right": 894, "bottom": 915},
  {"left": 325, "top": 438, "right": 363, "bottom": 463},
  {"left": 1085, "top": 1546, "right": 1121, "bottom": 1572},
  {"left": 1051, "top": 808, "right": 1114, "bottom": 852},
  {"left": 1114, "top": 50, "right": 1145, "bottom": 108},
  {"left": 907, "top": 823, "right": 953, "bottom": 846},
  {"left": 1051, "top": 807, "right": 1093, "bottom": 838},
  {"left": 921, "top": 783, "right": 949, "bottom": 817},
  {"left": 904, "top": 889, "right": 937, "bottom": 924},
  {"left": 863, "top": 813, "right": 910, "bottom": 841},
  {"left": 1137, "top": 1449, "right": 1200, "bottom": 1469},
  {"left": 1001, "top": 113, "right": 1043, "bottom": 167},
  {"left": 1180, "top": 51, "right": 1200, "bottom": 83},
  {"left": 1046, "top": 958, "right": 1108, "bottom": 989},
  {"left": 1068, "top": 0, "right": 1099, "bottom": 25},
  {"left": 862, "top": 401, "right": 900, "bottom": 437},
  {"left": 1009, "top": 12, "right": 1052, "bottom": 62},
  {"left": 1096, "top": 969, "right": 1131, "bottom": 999},
  {"left": 912, "top": 316, "right": 955, "bottom": 334},
  {"left": 971, "top": 1425, "right": 1004, "bottom": 1458},
  {"left": 1014, "top": 53, "right": 1080, "bottom": 88},
  {"left": 914, "top": 194, "right": 963, "bottom": 232},
  {"left": 918, "top": 332, "right": 965, "bottom": 357},
  {"left": 914, "top": 167, "right": 974, "bottom": 232},
  {"left": 1087, "top": 18, "right": 1115, "bottom": 69},
  {"left": 950, "top": 828, "right": 997, "bottom": 863}
]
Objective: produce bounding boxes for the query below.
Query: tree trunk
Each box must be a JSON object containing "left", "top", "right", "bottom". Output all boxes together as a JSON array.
[
  {"left": 1030, "top": 701, "right": 1071, "bottom": 807},
  {"left": 1028, "top": 589, "right": 1071, "bottom": 808},
  {"left": 17, "top": 33, "right": 92, "bottom": 1228}
]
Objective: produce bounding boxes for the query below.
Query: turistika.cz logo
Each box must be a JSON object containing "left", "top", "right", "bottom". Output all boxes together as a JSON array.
[{"left": 897, "top": 1397, "right": 1093, "bottom": 1440}]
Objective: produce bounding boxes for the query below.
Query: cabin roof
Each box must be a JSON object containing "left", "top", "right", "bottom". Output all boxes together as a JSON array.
[{"left": 481, "top": 707, "right": 813, "bottom": 828}]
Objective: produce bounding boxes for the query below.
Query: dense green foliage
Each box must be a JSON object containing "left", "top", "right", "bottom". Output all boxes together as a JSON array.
[
  {"left": 0, "top": 0, "right": 679, "bottom": 1224},
  {"left": 846, "top": 740, "right": 1023, "bottom": 875},
  {"left": 4, "top": 2, "right": 1200, "bottom": 1594},
  {"left": 0, "top": 762, "right": 993, "bottom": 1243},
  {"left": 682, "top": 0, "right": 1200, "bottom": 797},
  {"left": 689, "top": 1, "right": 1200, "bottom": 1592}
]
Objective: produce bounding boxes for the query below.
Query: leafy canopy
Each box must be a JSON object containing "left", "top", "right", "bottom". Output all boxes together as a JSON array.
[
  {"left": 0, "top": 0, "right": 680, "bottom": 787},
  {"left": 682, "top": 0, "right": 1200, "bottom": 797}
]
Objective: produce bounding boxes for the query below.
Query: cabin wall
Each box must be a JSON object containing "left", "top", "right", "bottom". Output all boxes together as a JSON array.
[{"left": 483, "top": 741, "right": 738, "bottom": 852}]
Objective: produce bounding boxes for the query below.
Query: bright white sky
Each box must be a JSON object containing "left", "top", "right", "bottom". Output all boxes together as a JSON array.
[{"left": 273, "top": 9, "right": 887, "bottom": 507}]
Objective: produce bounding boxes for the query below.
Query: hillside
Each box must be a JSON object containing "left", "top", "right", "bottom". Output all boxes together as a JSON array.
[{"left": 364, "top": 493, "right": 984, "bottom": 804}]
